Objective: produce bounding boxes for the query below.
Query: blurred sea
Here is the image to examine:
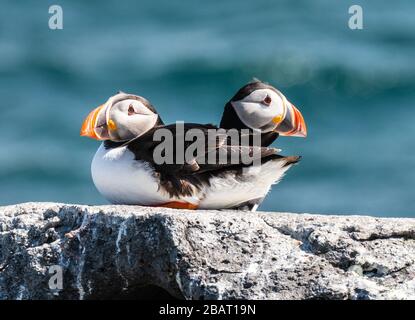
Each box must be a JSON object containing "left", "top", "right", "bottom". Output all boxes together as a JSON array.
[{"left": 0, "top": 0, "right": 414, "bottom": 216}]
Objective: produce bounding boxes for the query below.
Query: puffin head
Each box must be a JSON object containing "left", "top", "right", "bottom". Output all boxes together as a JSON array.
[
  {"left": 80, "top": 92, "right": 163, "bottom": 142},
  {"left": 221, "top": 80, "right": 307, "bottom": 137}
]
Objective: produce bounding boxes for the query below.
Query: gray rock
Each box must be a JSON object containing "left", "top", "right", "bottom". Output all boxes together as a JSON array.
[{"left": 0, "top": 202, "right": 414, "bottom": 300}]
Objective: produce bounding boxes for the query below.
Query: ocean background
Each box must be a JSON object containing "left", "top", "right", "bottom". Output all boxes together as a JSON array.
[{"left": 0, "top": 0, "right": 414, "bottom": 217}]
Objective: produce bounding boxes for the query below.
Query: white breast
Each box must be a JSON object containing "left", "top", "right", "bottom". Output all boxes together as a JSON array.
[{"left": 91, "top": 144, "right": 169, "bottom": 205}]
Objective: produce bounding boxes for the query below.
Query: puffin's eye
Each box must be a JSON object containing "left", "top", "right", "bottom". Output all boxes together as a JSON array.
[
  {"left": 128, "top": 104, "right": 135, "bottom": 116},
  {"left": 263, "top": 95, "right": 272, "bottom": 106}
]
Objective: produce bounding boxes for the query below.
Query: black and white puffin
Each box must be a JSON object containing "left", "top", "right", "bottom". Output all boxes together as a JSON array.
[
  {"left": 220, "top": 80, "right": 307, "bottom": 146},
  {"left": 80, "top": 92, "right": 305, "bottom": 211}
]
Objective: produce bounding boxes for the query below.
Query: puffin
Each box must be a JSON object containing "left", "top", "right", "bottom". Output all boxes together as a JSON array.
[
  {"left": 220, "top": 80, "right": 307, "bottom": 147},
  {"left": 80, "top": 92, "right": 306, "bottom": 211}
]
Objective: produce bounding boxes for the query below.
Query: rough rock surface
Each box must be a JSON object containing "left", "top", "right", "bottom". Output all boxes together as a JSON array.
[{"left": 0, "top": 202, "right": 414, "bottom": 300}]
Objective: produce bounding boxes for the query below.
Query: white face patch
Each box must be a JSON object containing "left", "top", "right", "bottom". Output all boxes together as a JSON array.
[
  {"left": 231, "top": 88, "right": 286, "bottom": 132},
  {"left": 108, "top": 97, "right": 158, "bottom": 141},
  {"left": 111, "top": 99, "right": 154, "bottom": 116}
]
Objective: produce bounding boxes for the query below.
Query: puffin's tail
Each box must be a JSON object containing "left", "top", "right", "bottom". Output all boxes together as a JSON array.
[
  {"left": 252, "top": 154, "right": 301, "bottom": 188},
  {"left": 228, "top": 155, "right": 301, "bottom": 212},
  {"left": 281, "top": 155, "right": 301, "bottom": 167},
  {"left": 261, "top": 154, "right": 301, "bottom": 166}
]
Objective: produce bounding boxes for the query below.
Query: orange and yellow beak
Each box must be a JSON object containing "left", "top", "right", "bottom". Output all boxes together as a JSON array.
[
  {"left": 274, "top": 103, "right": 307, "bottom": 138},
  {"left": 80, "top": 104, "right": 107, "bottom": 140}
]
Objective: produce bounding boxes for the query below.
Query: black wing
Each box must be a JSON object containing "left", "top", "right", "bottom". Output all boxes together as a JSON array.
[
  {"left": 127, "top": 123, "right": 278, "bottom": 173},
  {"left": 125, "top": 123, "right": 281, "bottom": 197}
]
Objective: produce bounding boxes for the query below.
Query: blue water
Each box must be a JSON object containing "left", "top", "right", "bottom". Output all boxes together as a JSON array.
[{"left": 0, "top": 0, "right": 414, "bottom": 216}]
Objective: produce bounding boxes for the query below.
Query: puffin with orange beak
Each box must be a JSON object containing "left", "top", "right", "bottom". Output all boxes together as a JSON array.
[
  {"left": 220, "top": 80, "right": 307, "bottom": 146},
  {"left": 81, "top": 92, "right": 304, "bottom": 211}
]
